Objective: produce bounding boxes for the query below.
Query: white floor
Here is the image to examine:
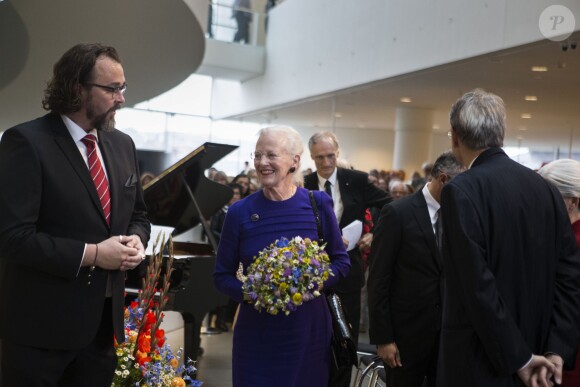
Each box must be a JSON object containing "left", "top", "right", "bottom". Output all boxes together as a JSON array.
[{"left": 162, "top": 311, "right": 232, "bottom": 387}]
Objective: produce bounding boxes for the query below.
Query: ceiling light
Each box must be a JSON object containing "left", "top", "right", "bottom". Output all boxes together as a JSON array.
[
  {"left": 358, "top": 124, "right": 366, "bottom": 128},
  {"left": 519, "top": 126, "right": 528, "bottom": 131},
  {"left": 432, "top": 125, "right": 440, "bottom": 130},
  {"left": 521, "top": 113, "right": 532, "bottom": 119},
  {"left": 524, "top": 96, "right": 538, "bottom": 101},
  {"left": 400, "top": 97, "right": 412, "bottom": 103},
  {"left": 334, "top": 112, "right": 342, "bottom": 118},
  {"left": 531, "top": 66, "right": 548, "bottom": 72},
  {"left": 517, "top": 136, "right": 524, "bottom": 140}
]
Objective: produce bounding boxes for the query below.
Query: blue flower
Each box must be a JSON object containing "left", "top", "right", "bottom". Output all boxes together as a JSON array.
[{"left": 276, "top": 237, "right": 289, "bottom": 247}]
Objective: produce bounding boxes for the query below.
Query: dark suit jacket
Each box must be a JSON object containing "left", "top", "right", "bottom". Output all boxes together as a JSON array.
[
  {"left": 304, "top": 167, "right": 391, "bottom": 292},
  {"left": 438, "top": 148, "right": 580, "bottom": 387},
  {"left": 0, "top": 113, "right": 150, "bottom": 350},
  {"left": 367, "top": 190, "right": 442, "bottom": 361}
]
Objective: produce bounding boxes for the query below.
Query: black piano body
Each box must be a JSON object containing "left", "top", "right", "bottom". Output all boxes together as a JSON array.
[{"left": 126, "top": 142, "right": 238, "bottom": 361}]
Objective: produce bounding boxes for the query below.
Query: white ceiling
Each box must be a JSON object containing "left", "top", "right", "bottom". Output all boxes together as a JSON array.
[
  {"left": 0, "top": 0, "right": 205, "bottom": 131},
  {"left": 233, "top": 34, "right": 580, "bottom": 153}
]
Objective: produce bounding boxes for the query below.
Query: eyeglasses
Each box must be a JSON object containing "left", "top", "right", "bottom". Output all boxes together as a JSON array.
[
  {"left": 251, "top": 152, "right": 283, "bottom": 161},
  {"left": 84, "top": 82, "right": 127, "bottom": 98}
]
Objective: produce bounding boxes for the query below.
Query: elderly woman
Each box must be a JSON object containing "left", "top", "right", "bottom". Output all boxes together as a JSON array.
[
  {"left": 538, "top": 158, "right": 580, "bottom": 387},
  {"left": 213, "top": 126, "right": 350, "bottom": 386}
]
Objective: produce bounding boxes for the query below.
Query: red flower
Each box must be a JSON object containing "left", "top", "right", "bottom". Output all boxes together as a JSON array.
[
  {"left": 155, "top": 329, "right": 165, "bottom": 348},
  {"left": 138, "top": 333, "right": 151, "bottom": 353}
]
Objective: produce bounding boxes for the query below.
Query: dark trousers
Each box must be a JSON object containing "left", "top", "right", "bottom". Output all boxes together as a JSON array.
[
  {"left": 1, "top": 299, "right": 117, "bottom": 387},
  {"left": 386, "top": 334, "right": 438, "bottom": 387},
  {"left": 233, "top": 13, "right": 250, "bottom": 43}
]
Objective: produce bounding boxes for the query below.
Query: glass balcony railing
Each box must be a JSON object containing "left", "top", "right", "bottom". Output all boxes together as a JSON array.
[{"left": 206, "top": 1, "right": 267, "bottom": 47}]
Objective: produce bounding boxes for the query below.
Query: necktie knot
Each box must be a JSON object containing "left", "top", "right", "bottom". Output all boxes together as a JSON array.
[{"left": 81, "top": 134, "right": 97, "bottom": 151}]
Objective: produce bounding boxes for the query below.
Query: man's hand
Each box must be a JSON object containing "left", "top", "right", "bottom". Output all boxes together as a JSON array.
[
  {"left": 358, "top": 232, "right": 373, "bottom": 251},
  {"left": 529, "top": 354, "right": 563, "bottom": 387},
  {"left": 517, "top": 354, "right": 558, "bottom": 387},
  {"left": 119, "top": 234, "right": 146, "bottom": 271},
  {"left": 377, "top": 342, "right": 402, "bottom": 368},
  {"left": 93, "top": 235, "right": 142, "bottom": 271}
]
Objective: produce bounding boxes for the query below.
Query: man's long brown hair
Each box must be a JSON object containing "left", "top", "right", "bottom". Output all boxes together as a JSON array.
[{"left": 42, "top": 43, "right": 121, "bottom": 114}]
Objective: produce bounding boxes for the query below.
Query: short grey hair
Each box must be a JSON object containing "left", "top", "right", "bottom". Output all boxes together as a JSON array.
[
  {"left": 257, "top": 125, "right": 304, "bottom": 168},
  {"left": 538, "top": 159, "right": 580, "bottom": 198},
  {"left": 431, "top": 151, "right": 464, "bottom": 180},
  {"left": 449, "top": 89, "right": 505, "bottom": 150},
  {"left": 308, "top": 131, "right": 340, "bottom": 152}
]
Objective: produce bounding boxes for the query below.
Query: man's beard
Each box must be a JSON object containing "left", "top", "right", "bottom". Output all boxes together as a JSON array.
[{"left": 87, "top": 103, "right": 120, "bottom": 132}]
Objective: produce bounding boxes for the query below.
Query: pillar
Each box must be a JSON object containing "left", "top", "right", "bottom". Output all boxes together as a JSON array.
[{"left": 393, "top": 107, "right": 435, "bottom": 177}]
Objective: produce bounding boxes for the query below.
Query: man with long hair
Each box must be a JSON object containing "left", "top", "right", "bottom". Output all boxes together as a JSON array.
[{"left": 0, "top": 43, "right": 150, "bottom": 386}]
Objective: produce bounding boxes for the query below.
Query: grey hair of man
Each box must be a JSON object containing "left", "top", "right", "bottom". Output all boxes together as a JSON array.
[
  {"left": 431, "top": 151, "right": 465, "bottom": 181},
  {"left": 538, "top": 159, "right": 580, "bottom": 200},
  {"left": 449, "top": 88, "right": 505, "bottom": 150},
  {"left": 308, "top": 131, "right": 340, "bottom": 152},
  {"left": 257, "top": 125, "right": 304, "bottom": 169}
]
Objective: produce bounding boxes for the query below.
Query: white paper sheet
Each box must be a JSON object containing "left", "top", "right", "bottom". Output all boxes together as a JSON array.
[
  {"left": 145, "top": 225, "right": 175, "bottom": 256},
  {"left": 342, "top": 220, "right": 363, "bottom": 251}
]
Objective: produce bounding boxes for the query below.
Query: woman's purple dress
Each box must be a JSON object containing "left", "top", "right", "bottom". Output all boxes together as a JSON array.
[{"left": 214, "top": 188, "right": 350, "bottom": 387}]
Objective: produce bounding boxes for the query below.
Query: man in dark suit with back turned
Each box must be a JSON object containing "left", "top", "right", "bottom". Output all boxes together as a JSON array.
[
  {"left": 368, "top": 151, "right": 464, "bottom": 387},
  {"left": 438, "top": 89, "right": 580, "bottom": 387},
  {"left": 0, "top": 43, "right": 151, "bottom": 386},
  {"left": 304, "top": 131, "right": 391, "bottom": 387}
]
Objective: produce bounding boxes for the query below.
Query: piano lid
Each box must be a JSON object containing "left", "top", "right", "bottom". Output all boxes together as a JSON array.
[{"left": 143, "top": 142, "right": 238, "bottom": 236}]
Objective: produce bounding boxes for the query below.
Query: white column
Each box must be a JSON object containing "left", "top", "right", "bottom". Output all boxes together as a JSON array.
[{"left": 393, "top": 107, "right": 435, "bottom": 177}]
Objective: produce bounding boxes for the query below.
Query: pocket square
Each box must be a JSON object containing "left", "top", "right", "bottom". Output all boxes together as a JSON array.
[{"left": 124, "top": 174, "right": 138, "bottom": 187}]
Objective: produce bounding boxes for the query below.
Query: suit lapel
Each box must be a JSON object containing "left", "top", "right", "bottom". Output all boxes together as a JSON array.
[
  {"left": 411, "top": 192, "right": 442, "bottom": 269},
  {"left": 50, "top": 116, "right": 106, "bottom": 224}
]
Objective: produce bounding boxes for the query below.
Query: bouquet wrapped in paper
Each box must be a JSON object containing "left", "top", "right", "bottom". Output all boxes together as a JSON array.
[{"left": 241, "top": 236, "right": 333, "bottom": 316}]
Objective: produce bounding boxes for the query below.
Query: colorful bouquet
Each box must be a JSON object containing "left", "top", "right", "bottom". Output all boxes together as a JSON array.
[
  {"left": 112, "top": 236, "right": 202, "bottom": 387},
  {"left": 241, "top": 236, "right": 333, "bottom": 315}
]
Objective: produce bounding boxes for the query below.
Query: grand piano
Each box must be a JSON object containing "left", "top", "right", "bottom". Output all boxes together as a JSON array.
[{"left": 126, "top": 142, "right": 238, "bottom": 361}]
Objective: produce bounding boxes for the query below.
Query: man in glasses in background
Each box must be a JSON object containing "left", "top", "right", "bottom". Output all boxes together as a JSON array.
[
  {"left": 304, "top": 131, "right": 391, "bottom": 387},
  {"left": 0, "top": 43, "right": 150, "bottom": 386}
]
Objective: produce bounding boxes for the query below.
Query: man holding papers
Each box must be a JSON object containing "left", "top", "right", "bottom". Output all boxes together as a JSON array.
[{"left": 304, "top": 131, "right": 391, "bottom": 387}]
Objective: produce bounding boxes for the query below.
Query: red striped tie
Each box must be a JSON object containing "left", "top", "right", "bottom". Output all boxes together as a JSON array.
[{"left": 82, "top": 134, "right": 111, "bottom": 226}]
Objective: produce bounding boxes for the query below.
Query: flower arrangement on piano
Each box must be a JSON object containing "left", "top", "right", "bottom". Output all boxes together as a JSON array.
[
  {"left": 111, "top": 236, "right": 202, "bottom": 387},
  {"left": 240, "top": 236, "right": 333, "bottom": 316}
]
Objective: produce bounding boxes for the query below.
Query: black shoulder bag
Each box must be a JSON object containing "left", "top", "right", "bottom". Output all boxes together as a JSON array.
[{"left": 308, "top": 191, "right": 358, "bottom": 372}]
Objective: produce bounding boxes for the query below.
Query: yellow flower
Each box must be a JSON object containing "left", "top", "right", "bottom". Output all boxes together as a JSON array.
[
  {"left": 292, "top": 292, "right": 303, "bottom": 305},
  {"left": 170, "top": 357, "right": 179, "bottom": 370},
  {"left": 171, "top": 377, "right": 186, "bottom": 387},
  {"left": 279, "top": 282, "right": 288, "bottom": 292}
]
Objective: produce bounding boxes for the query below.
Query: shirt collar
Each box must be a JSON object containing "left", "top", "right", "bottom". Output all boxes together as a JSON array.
[
  {"left": 61, "top": 115, "right": 98, "bottom": 143},
  {"left": 317, "top": 168, "right": 338, "bottom": 186},
  {"left": 422, "top": 182, "right": 440, "bottom": 220}
]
